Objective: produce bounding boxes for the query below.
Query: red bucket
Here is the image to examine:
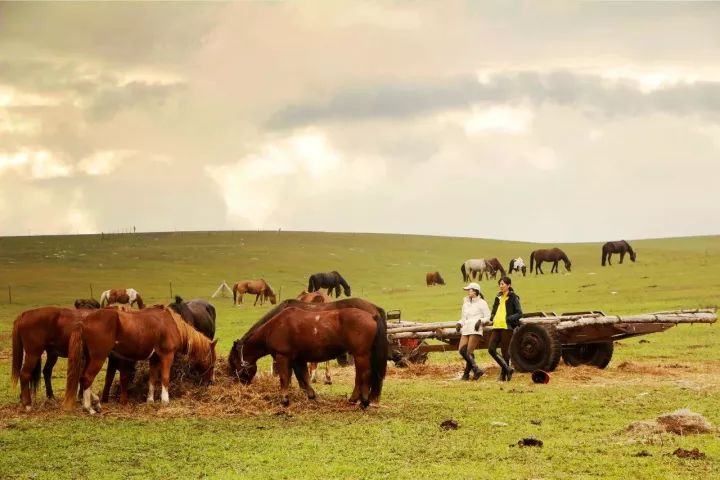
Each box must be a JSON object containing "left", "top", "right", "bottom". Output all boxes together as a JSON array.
[{"left": 531, "top": 370, "right": 550, "bottom": 384}]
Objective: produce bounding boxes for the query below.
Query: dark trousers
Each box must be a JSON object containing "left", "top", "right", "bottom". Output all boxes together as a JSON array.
[{"left": 488, "top": 329, "right": 513, "bottom": 373}]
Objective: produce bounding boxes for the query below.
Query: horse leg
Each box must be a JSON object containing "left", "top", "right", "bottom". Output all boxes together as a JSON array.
[
  {"left": 253, "top": 294, "right": 259, "bottom": 307},
  {"left": 324, "top": 361, "right": 332, "bottom": 385},
  {"left": 80, "top": 357, "right": 106, "bottom": 414},
  {"left": 291, "top": 361, "right": 316, "bottom": 400},
  {"left": 608, "top": 253, "right": 612, "bottom": 266},
  {"left": 536, "top": 261, "right": 543, "bottom": 275},
  {"left": 118, "top": 362, "right": 132, "bottom": 405},
  {"left": 147, "top": 357, "right": 159, "bottom": 404},
  {"left": 620, "top": 251, "right": 625, "bottom": 264},
  {"left": 101, "top": 354, "right": 118, "bottom": 403},
  {"left": 353, "top": 354, "right": 371, "bottom": 408},
  {"left": 276, "top": 355, "right": 292, "bottom": 406},
  {"left": 159, "top": 353, "right": 174, "bottom": 405},
  {"left": 309, "top": 362, "right": 318, "bottom": 383},
  {"left": 19, "top": 352, "right": 41, "bottom": 410},
  {"left": 43, "top": 351, "right": 58, "bottom": 399}
]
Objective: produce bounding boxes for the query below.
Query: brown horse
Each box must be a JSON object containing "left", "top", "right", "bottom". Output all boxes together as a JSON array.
[
  {"left": 601, "top": 240, "right": 636, "bottom": 266},
  {"left": 228, "top": 298, "right": 387, "bottom": 408},
  {"left": 530, "top": 248, "right": 572, "bottom": 274},
  {"left": 295, "top": 290, "right": 334, "bottom": 384},
  {"left": 485, "top": 258, "right": 506, "bottom": 279},
  {"left": 11, "top": 306, "right": 98, "bottom": 409},
  {"left": 425, "top": 271, "right": 445, "bottom": 286},
  {"left": 64, "top": 306, "right": 217, "bottom": 413},
  {"left": 100, "top": 288, "right": 145, "bottom": 309},
  {"left": 232, "top": 279, "right": 277, "bottom": 306}
]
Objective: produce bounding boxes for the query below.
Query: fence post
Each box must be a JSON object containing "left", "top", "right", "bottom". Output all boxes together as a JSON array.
[
  {"left": 8, "top": 286, "right": 11, "bottom": 304},
  {"left": 279, "top": 286, "right": 283, "bottom": 302},
  {"left": 90, "top": 283, "right": 94, "bottom": 299},
  {"left": 169, "top": 282, "right": 173, "bottom": 300}
]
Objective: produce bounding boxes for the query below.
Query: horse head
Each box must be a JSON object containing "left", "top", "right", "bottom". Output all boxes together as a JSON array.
[
  {"left": 265, "top": 290, "right": 277, "bottom": 305},
  {"left": 436, "top": 272, "right": 445, "bottom": 285},
  {"left": 228, "top": 340, "right": 256, "bottom": 384},
  {"left": 565, "top": 259, "right": 572, "bottom": 272},
  {"left": 630, "top": 250, "right": 637, "bottom": 262},
  {"left": 343, "top": 285, "right": 352, "bottom": 297},
  {"left": 195, "top": 339, "right": 218, "bottom": 385}
]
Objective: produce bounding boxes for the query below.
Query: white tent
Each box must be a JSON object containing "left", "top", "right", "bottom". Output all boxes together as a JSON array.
[{"left": 211, "top": 280, "right": 233, "bottom": 298}]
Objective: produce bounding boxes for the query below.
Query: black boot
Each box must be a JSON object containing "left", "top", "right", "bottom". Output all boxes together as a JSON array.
[
  {"left": 470, "top": 353, "right": 484, "bottom": 380},
  {"left": 461, "top": 363, "right": 471, "bottom": 381}
]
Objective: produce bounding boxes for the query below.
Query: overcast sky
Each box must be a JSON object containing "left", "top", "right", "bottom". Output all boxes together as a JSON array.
[{"left": 1, "top": 2, "right": 719, "bottom": 242}]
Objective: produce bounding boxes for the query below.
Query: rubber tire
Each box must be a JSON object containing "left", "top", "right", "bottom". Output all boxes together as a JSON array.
[
  {"left": 509, "top": 324, "right": 562, "bottom": 373},
  {"left": 562, "top": 342, "right": 614, "bottom": 369}
]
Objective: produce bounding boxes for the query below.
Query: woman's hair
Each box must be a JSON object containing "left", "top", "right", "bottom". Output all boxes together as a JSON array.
[
  {"left": 499, "top": 276, "right": 512, "bottom": 286},
  {"left": 472, "top": 289, "right": 484, "bottom": 299}
]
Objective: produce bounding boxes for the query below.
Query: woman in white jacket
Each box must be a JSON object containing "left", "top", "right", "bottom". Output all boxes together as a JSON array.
[{"left": 456, "top": 282, "right": 491, "bottom": 380}]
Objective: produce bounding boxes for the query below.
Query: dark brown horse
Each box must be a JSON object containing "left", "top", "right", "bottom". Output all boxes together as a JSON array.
[
  {"left": 425, "top": 271, "right": 445, "bottom": 286},
  {"left": 11, "top": 305, "right": 99, "bottom": 409},
  {"left": 65, "top": 306, "right": 217, "bottom": 413},
  {"left": 485, "top": 258, "right": 506, "bottom": 279},
  {"left": 530, "top": 248, "right": 572, "bottom": 274},
  {"left": 601, "top": 240, "right": 636, "bottom": 266},
  {"left": 74, "top": 298, "right": 101, "bottom": 309},
  {"left": 100, "top": 288, "right": 145, "bottom": 309},
  {"left": 232, "top": 279, "right": 277, "bottom": 306},
  {"left": 228, "top": 298, "right": 387, "bottom": 408}
]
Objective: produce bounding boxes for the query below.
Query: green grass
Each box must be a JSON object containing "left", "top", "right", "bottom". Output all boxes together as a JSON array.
[{"left": 0, "top": 231, "right": 719, "bottom": 479}]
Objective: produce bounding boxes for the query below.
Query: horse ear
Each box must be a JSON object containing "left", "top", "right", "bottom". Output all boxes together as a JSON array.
[{"left": 210, "top": 339, "right": 218, "bottom": 349}]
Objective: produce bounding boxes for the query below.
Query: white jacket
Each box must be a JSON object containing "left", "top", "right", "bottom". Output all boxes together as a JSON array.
[{"left": 457, "top": 296, "right": 491, "bottom": 336}]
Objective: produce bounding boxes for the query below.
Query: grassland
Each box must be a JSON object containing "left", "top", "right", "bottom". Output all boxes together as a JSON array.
[{"left": 0, "top": 231, "right": 719, "bottom": 479}]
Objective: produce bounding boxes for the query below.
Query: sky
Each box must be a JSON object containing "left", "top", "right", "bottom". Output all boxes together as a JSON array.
[{"left": 1, "top": 1, "right": 719, "bottom": 242}]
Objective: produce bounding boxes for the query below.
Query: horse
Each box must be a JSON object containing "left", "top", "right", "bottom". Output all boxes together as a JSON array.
[
  {"left": 425, "top": 271, "right": 445, "bottom": 286},
  {"left": 228, "top": 298, "right": 387, "bottom": 408},
  {"left": 530, "top": 248, "right": 572, "bottom": 274},
  {"left": 485, "top": 258, "right": 506, "bottom": 279},
  {"left": 294, "top": 290, "right": 335, "bottom": 384},
  {"left": 601, "top": 240, "right": 636, "bottom": 266},
  {"left": 101, "top": 296, "right": 218, "bottom": 403},
  {"left": 307, "top": 271, "right": 352, "bottom": 298},
  {"left": 232, "top": 279, "right": 277, "bottom": 306},
  {"left": 99, "top": 288, "right": 145, "bottom": 309},
  {"left": 508, "top": 257, "right": 527, "bottom": 276},
  {"left": 461, "top": 259, "right": 492, "bottom": 282},
  {"left": 74, "top": 298, "right": 101, "bottom": 309},
  {"left": 11, "top": 305, "right": 99, "bottom": 409},
  {"left": 65, "top": 306, "right": 217, "bottom": 413}
]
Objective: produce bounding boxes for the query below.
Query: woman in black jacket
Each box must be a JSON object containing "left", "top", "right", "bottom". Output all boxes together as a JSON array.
[{"left": 487, "top": 276, "right": 522, "bottom": 381}]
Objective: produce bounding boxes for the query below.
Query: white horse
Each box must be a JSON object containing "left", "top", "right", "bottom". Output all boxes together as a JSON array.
[
  {"left": 460, "top": 259, "right": 493, "bottom": 282},
  {"left": 99, "top": 288, "right": 145, "bottom": 308},
  {"left": 508, "top": 257, "right": 527, "bottom": 276}
]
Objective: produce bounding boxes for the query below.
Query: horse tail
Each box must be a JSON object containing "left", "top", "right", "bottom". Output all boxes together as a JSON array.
[
  {"left": 307, "top": 275, "right": 314, "bottom": 293},
  {"left": 529, "top": 251, "right": 535, "bottom": 273},
  {"left": 368, "top": 306, "right": 388, "bottom": 403},
  {"left": 64, "top": 325, "right": 85, "bottom": 411},
  {"left": 11, "top": 316, "right": 23, "bottom": 388},
  {"left": 205, "top": 302, "right": 217, "bottom": 321},
  {"left": 460, "top": 263, "right": 467, "bottom": 282}
]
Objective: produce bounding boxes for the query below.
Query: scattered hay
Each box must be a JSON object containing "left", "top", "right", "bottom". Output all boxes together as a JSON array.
[
  {"left": 616, "top": 361, "right": 677, "bottom": 376},
  {"left": 386, "top": 363, "right": 458, "bottom": 379},
  {"left": 657, "top": 409, "right": 713, "bottom": 435}
]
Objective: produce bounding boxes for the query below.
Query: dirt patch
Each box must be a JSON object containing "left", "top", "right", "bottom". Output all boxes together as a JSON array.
[{"left": 671, "top": 448, "right": 706, "bottom": 460}]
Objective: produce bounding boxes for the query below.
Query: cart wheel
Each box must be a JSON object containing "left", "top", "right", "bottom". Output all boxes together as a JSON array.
[
  {"left": 561, "top": 342, "right": 614, "bottom": 369},
  {"left": 509, "top": 324, "right": 562, "bottom": 373}
]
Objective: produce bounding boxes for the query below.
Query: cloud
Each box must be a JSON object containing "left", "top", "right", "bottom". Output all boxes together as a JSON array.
[{"left": 268, "top": 70, "right": 720, "bottom": 129}]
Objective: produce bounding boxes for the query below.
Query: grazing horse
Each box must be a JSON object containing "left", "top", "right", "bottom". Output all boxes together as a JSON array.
[
  {"left": 295, "top": 291, "right": 334, "bottom": 384},
  {"left": 307, "top": 271, "right": 352, "bottom": 298},
  {"left": 74, "top": 298, "right": 101, "bottom": 309},
  {"left": 232, "top": 279, "right": 277, "bottom": 306},
  {"left": 101, "top": 296, "right": 218, "bottom": 403},
  {"left": 601, "top": 240, "right": 636, "bottom": 266},
  {"left": 530, "top": 248, "right": 572, "bottom": 275},
  {"left": 508, "top": 257, "right": 527, "bottom": 276},
  {"left": 228, "top": 298, "right": 387, "bottom": 407},
  {"left": 425, "top": 271, "right": 445, "bottom": 286},
  {"left": 99, "top": 288, "right": 145, "bottom": 309},
  {"left": 11, "top": 306, "right": 98, "bottom": 409},
  {"left": 485, "top": 258, "right": 506, "bottom": 279},
  {"left": 65, "top": 306, "right": 217, "bottom": 413},
  {"left": 461, "top": 259, "right": 492, "bottom": 282}
]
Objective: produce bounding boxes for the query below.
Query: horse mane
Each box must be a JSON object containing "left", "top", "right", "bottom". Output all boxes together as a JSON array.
[
  {"left": 263, "top": 279, "right": 276, "bottom": 296},
  {"left": 165, "top": 306, "right": 210, "bottom": 359},
  {"left": 237, "top": 300, "right": 296, "bottom": 344},
  {"left": 333, "top": 271, "right": 350, "bottom": 288}
]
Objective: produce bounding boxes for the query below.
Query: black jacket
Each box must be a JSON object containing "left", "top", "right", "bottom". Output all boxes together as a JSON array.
[{"left": 489, "top": 289, "right": 523, "bottom": 329}]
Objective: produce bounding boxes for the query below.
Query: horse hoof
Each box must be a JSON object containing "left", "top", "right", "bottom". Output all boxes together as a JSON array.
[
  {"left": 84, "top": 407, "right": 96, "bottom": 415},
  {"left": 307, "top": 393, "right": 317, "bottom": 401},
  {"left": 324, "top": 380, "right": 332, "bottom": 385},
  {"left": 280, "top": 398, "right": 290, "bottom": 407},
  {"left": 360, "top": 400, "right": 370, "bottom": 409},
  {"left": 24, "top": 405, "right": 32, "bottom": 412},
  {"left": 146, "top": 398, "right": 154, "bottom": 404},
  {"left": 348, "top": 397, "right": 359, "bottom": 404}
]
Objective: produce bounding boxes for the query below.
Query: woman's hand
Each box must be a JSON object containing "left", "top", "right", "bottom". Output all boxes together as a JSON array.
[
  {"left": 474, "top": 320, "right": 481, "bottom": 331},
  {"left": 456, "top": 323, "right": 462, "bottom": 332}
]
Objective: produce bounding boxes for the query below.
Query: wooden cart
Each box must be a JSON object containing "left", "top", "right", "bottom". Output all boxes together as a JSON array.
[{"left": 386, "top": 308, "right": 717, "bottom": 372}]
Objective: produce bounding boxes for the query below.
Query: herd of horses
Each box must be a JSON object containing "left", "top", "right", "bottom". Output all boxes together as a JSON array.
[{"left": 9, "top": 241, "right": 636, "bottom": 414}]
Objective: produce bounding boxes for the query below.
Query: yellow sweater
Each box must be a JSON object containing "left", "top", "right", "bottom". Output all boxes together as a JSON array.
[{"left": 493, "top": 294, "right": 508, "bottom": 329}]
